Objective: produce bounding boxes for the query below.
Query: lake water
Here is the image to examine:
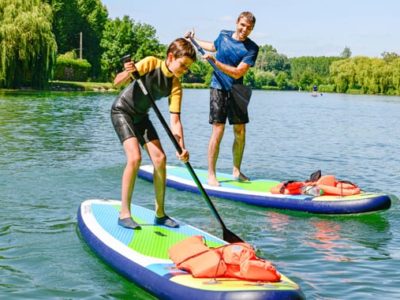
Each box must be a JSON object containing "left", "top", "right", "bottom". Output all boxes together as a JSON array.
[{"left": 1, "top": 89, "right": 399, "bottom": 299}]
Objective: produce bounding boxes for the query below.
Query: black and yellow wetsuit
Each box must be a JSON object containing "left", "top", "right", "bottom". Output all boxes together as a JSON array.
[{"left": 111, "top": 56, "right": 183, "bottom": 145}]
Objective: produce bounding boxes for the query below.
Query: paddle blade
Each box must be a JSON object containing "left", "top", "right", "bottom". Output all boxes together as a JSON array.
[
  {"left": 223, "top": 228, "right": 244, "bottom": 243},
  {"left": 232, "top": 84, "right": 252, "bottom": 111}
]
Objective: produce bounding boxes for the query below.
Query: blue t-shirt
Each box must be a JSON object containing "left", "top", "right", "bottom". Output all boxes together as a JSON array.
[{"left": 211, "top": 30, "right": 259, "bottom": 90}]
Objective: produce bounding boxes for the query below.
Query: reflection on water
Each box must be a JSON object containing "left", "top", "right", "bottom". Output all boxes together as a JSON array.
[
  {"left": 305, "top": 220, "right": 349, "bottom": 262},
  {"left": 264, "top": 210, "right": 391, "bottom": 263}
]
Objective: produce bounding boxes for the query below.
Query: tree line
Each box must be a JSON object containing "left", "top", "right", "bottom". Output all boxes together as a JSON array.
[{"left": 1, "top": 0, "right": 399, "bottom": 95}]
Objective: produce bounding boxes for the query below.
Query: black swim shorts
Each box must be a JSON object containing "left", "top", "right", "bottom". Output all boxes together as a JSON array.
[
  {"left": 111, "top": 110, "right": 159, "bottom": 146},
  {"left": 209, "top": 88, "right": 249, "bottom": 125}
]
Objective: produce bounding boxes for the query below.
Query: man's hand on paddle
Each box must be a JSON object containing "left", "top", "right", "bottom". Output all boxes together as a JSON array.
[
  {"left": 202, "top": 53, "right": 217, "bottom": 64},
  {"left": 184, "top": 29, "right": 195, "bottom": 39},
  {"left": 184, "top": 29, "right": 215, "bottom": 62}
]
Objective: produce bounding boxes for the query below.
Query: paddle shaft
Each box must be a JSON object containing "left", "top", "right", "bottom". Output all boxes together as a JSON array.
[
  {"left": 189, "top": 37, "right": 231, "bottom": 90},
  {"left": 125, "top": 60, "right": 243, "bottom": 243},
  {"left": 189, "top": 37, "right": 251, "bottom": 111}
]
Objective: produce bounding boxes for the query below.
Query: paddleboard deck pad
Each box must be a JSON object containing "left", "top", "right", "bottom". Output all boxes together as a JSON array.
[
  {"left": 78, "top": 199, "right": 304, "bottom": 300},
  {"left": 138, "top": 165, "right": 391, "bottom": 215}
]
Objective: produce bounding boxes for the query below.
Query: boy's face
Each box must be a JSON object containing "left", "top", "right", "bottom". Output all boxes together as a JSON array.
[
  {"left": 235, "top": 17, "right": 254, "bottom": 41},
  {"left": 168, "top": 55, "right": 193, "bottom": 77}
]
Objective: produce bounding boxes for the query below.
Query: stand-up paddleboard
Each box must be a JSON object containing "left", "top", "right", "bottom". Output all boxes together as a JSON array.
[
  {"left": 78, "top": 199, "right": 304, "bottom": 300},
  {"left": 138, "top": 165, "right": 392, "bottom": 215}
]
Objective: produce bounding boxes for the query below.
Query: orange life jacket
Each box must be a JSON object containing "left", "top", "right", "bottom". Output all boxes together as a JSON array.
[
  {"left": 270, "top": 174, "right": 361, "bottom": 196},
  {"left": 315, "top": 175, "right": 361, "bottom": 196},
  {"left": 168, "top": 235, "right": 281, "bottom": 282},
  {"left": 270, "top": 181, "right": 305, "bottom": 195}
]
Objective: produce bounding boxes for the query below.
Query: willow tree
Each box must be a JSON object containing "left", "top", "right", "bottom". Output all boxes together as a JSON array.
[
  {"left": 0, "top": 0, "right": 57, "bottom": 89},
  {"left": 330, "top": 57, "right": 399, "bottom": 95}
]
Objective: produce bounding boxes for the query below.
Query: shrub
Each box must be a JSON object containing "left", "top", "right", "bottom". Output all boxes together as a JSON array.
[
  {"left": 53, "top": 52, "right": 92, "bottom": 81},
  {"left": 318, "top": 84, "right": 335, "bottom": 93}
]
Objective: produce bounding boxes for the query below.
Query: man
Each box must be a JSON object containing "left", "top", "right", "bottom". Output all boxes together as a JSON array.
[{"left": 186, "top": 11, "right": 259, "bottom": 186}]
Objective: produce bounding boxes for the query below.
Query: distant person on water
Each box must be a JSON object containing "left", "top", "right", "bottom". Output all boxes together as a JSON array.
[
  {"left": 185, "top": 11, "right": 259, "bottom": 186},
  {"left": 111, "top": 38, "right": 196, "bottom": 229},
  {"left": 312, "top": 85, "right": 322, "bottom": 96}
]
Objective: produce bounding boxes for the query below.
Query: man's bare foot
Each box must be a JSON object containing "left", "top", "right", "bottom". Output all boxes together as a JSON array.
[{"left": 233, "top": 172, "right": 250, "bottom": 182}]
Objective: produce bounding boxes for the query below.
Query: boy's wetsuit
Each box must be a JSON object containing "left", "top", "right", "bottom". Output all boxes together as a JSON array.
[{"left": 111, "top": 56, "right": 182, "bottom": 144}]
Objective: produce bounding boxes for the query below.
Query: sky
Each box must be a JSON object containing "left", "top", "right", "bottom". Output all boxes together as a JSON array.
[{"left": 101, "top": 0, "right": 399, "bottom": 58}]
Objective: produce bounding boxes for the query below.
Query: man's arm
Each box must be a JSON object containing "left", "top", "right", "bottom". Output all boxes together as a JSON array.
[
  {"left": 192, "top": 38, "right": 216, "bottom": 52},
  {"left": 205, "top": 55, "right": 251, "bottom": 79}
]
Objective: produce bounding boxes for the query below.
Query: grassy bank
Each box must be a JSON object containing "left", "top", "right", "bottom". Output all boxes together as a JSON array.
[{"left": 49, "top": 80, "right": 115, "bottom": 92}]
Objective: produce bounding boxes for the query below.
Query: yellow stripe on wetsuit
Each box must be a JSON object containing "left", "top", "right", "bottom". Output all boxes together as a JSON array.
[{"left": 135, "top": 56, "right": 182, "bottom": 114}]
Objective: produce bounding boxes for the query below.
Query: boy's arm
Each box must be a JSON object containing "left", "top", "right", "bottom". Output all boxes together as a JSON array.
[
  {"left": 170, "top": 113, "right": 185, "bottom": 150},
  {"left": 170, "top": 113, "right": 189, "bottom": 162}
]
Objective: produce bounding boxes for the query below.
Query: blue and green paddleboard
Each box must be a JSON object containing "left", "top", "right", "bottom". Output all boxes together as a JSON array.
[
  {"left": 77, "top": 199, "right": 304, "bottom": 300},
  {"left": 138, "top": 165, "right": 392, "bottom": 215}
]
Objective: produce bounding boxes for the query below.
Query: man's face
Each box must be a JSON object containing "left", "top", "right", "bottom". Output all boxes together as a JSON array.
[{"left": 235, "top": 17, "right": 254, "bottom": 41}]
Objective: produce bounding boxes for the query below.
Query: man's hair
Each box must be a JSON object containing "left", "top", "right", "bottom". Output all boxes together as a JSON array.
[
  {"left": 237, "top": 11, "right": 256, "bottom": 27},
  {"left": 167, "top": 38, "right": 197, "bottom": 61}
]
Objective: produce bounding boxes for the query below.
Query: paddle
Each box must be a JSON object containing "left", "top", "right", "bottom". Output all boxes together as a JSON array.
[
  {"left": 188, "top": 37, "right": 252, "bottom": 111},
  {"left": 121, "top": 55, "right": 244, "bottom": 243}
]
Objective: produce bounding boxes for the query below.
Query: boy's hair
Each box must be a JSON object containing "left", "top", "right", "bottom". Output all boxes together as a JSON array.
[
  {"left": 167, "top": 38, "right": 197, "bottom": 61},
  {"left": 237, "top": 11, "right": 256, "bottom": 27}
]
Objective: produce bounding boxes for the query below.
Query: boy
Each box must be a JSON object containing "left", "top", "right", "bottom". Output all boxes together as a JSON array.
[{"left": 111, "top": 38, "right": 196, "bottom": 229}]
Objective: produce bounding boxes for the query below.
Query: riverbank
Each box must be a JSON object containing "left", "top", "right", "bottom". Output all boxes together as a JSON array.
[
  {"left": 0, "top": 81, "right": 116, "bottom": 93},
  {"left": 50, "top": 80, "right": 116, "bottom": 92},
  {"left": 2, "top": 81, "right": 399, "bottom": 97}
]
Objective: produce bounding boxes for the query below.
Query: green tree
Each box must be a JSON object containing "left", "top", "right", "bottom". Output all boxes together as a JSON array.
[
  {"left": 381, "top": 51, "right": 399, "bottom": 63},
  {"left": 184, "top": 60, "right": 210, "bottom": 83},
  {"left": 76, "top": 0, "right": 108, "bottom": 79},
  {"left": 290, "top": 56, "right": 341, "bottom": 90},
  {"left": 47, "top": 0, "right": 82, "bottom": 55},
  {"left": 48, "top": 0, "right": 107, "bottom": 80},
  {"left": 0, "top": 0, "right": 57, "bottom": 88},
  {"left": 256, "top": 45, "right": 290, "bottom": 74},
  {"left": 244, "top": 68, "right": 256, "bottom": 88},
  {"left": 275, "top": 71, "right": 289, "bottom": 89},
  {"left": 253, "top": 70, "right": 276, "bottom": 88},
  {"left": 100, "top": 16, "right": 164, "bottom": 81},
  {"left": 330, "top": 56, "right": 400, "bottom": 95},
  {"left": 391, "top": 58, "right": 400, "bottom": 94},
  {"left": 100, "top": 16, "right": 135, "bottom": 80},
  {"left": 131, "top": 22, "right": 166, "bottom": 61},
  {"left": 330, "top": 59, "right": 354, "bottom": 93},
  {"left": 341, "top": 47, "right": 352, "bottom": 58}
]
